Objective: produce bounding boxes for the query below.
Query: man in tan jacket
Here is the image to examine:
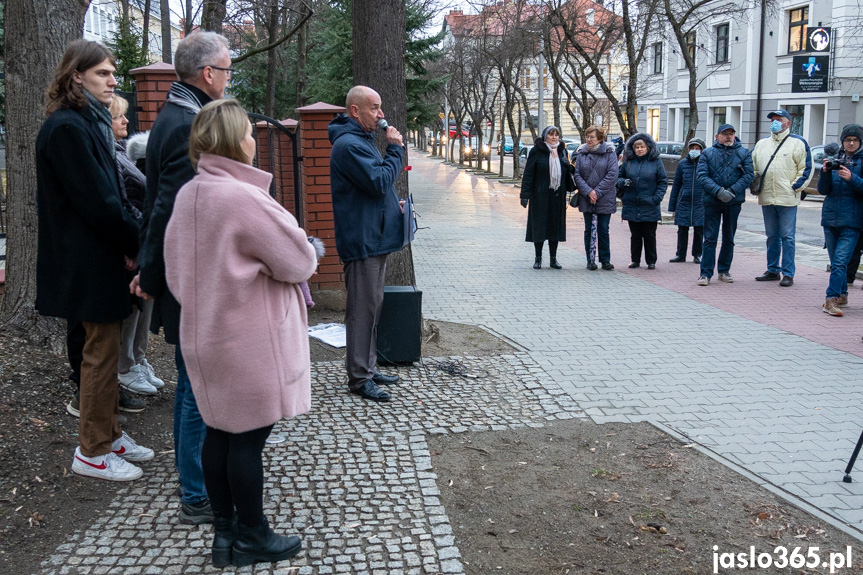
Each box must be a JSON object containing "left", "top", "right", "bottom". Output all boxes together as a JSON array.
[{"left": 752, "top": 109, "right": 813, "bottom": 287}]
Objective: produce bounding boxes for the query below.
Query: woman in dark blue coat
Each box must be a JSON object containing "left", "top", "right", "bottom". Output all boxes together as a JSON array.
[
  {"left": 617, "top": 133, "right": 667, "bottom": 268},
  {"left": 668, "top": 138, "right": 706, "bottom": 263},
  {"left": 520, "top": 125, "right": 574, "bottom": 269}
]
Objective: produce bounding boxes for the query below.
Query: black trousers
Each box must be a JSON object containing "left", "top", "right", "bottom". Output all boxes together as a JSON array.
[
  {"left": 202, "top": 424, "right": 274, "bottom": 527},
  {"left": 67, "top": 320, "right": 86, "bottom": 390},
  {"left": 676, "top": 226, "right": 703, "bottom": 258},
  {"left": 628, "top": 221, "right": 658, "bottom": 265}
]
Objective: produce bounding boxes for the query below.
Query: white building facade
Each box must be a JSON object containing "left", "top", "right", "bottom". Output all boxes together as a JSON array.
[{"left": 83, "top": 0, "right": 181, "bottom": 63}]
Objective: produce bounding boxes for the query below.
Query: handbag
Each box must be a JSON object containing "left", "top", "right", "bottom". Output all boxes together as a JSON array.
[{"left": 750, "top": 135, "right": 787, "bottom": 195}]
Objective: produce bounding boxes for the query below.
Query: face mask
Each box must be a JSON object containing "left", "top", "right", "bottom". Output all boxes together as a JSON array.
[
  {"left": 770, "top": 120, "right": 783, "bottom": 133},
  {"left": 688, "top": 149, "right": 701, "bottom": 160}
]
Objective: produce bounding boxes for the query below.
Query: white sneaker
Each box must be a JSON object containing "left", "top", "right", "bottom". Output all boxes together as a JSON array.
[
  {"left": 71, "top": 447, "right": 143, "bottom": 481},
  {"left": 112, "top": 431, "right": 154, "bottom": 462},
  {"left": 119, "top": 367, "right": 158, "bottom": 395},
  {"left": 138, "top": 359, "right": 165, "bottom": 389},
  {"left": 718, "top": 272, "right": 734, "bottom": 283},
  {"left": 697, "top": 276, "right": 710, "bottom": 286}
]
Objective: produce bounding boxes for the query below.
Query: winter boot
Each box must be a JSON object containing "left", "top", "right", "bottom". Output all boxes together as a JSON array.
[
  {"left": 212, "top": 515, "right": 238, "bottom": 568},
  {"left": 232, "top": 517, "right": 302, "bottom": 567}
]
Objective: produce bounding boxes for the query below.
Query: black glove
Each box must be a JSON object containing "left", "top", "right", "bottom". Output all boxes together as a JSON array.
[{"left": 521, "top": 198, "right": 529, "bottom": 208}]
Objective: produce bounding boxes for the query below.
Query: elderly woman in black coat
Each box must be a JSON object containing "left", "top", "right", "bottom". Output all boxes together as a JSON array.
[
  {"left": 520, "top": 125, "right": 574, "bottom": 269},
  {"left": 617, "top": 133, "right": 668, "bottom": 269}
]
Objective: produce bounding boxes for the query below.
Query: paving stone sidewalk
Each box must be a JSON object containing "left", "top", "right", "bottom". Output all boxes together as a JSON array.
[
  {"left": 411, "top": 152, "right": 863, "bottom": 538},
  {"left": 41, "top": 356, "right": 583, "bottom": 574}
]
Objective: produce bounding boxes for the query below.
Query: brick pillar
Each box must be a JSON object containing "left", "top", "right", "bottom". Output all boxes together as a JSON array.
[
  {"left": 297, "top": 102, "right": 345, "bottom": 293},
  {"left": 129, "top": 62, "right": 177, "bottom": 131},
  {"left": 255, "top": 119, "right": 298, "bottom": 216}
]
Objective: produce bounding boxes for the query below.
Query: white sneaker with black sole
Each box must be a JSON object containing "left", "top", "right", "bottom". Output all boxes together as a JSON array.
[
  {"left": 112, "top": 431, "right": 154, "bottom": 462},
  {"left": 138, "top": 359, "right": 165, "bottom": 389},
  {"left": 71, "top": 447, "right": 143, "bottom": 481},
  {"left": 119, "top": 367, "right": 158, "bottom": 395}
]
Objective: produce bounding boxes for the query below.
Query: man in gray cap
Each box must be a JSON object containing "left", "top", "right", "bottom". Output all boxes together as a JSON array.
[
  {"left": 752, "top": 109, "right": 813, "bottom": 287},
  {"left": 695, "top": 124, "right": 753, "bottom": 285}
]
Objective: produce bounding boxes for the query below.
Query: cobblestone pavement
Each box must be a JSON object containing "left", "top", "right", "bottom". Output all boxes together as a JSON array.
[
  {"left": 410, "top": 152, "right": 863, "bottom": 537},
  {"left": 42, "top": 357, "right": 583, "bottom": 574}
]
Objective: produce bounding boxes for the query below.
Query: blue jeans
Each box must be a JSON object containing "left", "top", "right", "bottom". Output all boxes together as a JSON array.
[
  {"left": 824, "top": 226, "right": 860, "bottom": 299},
  {"left": 583, "top": 213, "right": 611, "bottom": 264},
  {"left": 700, "top": 203, "right": 741, "bottom": 278},
  {"left": 174, "top": 345, "right": 208, "bottom": 505},
  {"left": 762, "top": 205, "right": 797, "bottom": 277}
]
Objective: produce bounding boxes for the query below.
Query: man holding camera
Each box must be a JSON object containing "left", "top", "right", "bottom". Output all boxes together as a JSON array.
[
  {"left": 817, "top": 124, "right": 863, "bottom": 316},
  {"left": 751, "top": 110, "right": 813, "bottom": 287}
]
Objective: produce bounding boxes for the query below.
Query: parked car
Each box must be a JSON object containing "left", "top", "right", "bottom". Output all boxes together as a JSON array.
[
  {"left": 518, "top": 144, "right": 535, "bottom": 161},
  {"left": 656, "top": 141, "right": 685, "bottom": 181},
  {"left": 563, "top": 139, "right": 581, "bottom": 157},
  {"left": 463, "top": 137, "right": 491, "bottom": 161},
  {"left": 498, "top": 135, "right": 514, "bottom": 155},
  {"left": 802, "top": 144, "right": 824, "bottom": 199}
]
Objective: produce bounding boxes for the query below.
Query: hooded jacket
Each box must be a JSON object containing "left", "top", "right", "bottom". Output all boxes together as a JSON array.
[
  {"left": 617, "top": 133, "right": 667, "bottom": 222},
  {"left": 697, "top": 136, "right": 753, "bottom": 207},
  {"left": 668, "top": 154, "right": 704, "bottom": 227},
  {"left": 572, "top": 141, "right": 618, "bottom": 215},
  {"left": 328, "top": 115, "right": 404, "bottom": 262},
  {"left": 818, "top": 124, "right": 863, "bottom": 229},
  {"left": 752, "top": 129, "right": 812, "bottom": 206}
]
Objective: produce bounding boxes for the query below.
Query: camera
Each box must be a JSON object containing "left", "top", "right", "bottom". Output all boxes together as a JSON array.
[{"left": 825, "top": 157, "right": 850, "bottom": 170}]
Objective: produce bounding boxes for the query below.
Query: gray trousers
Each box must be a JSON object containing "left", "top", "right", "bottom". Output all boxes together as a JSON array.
[
  {"left": 118, "top": 299, "right": 153, "bottom": 373},
  {"left": 344, "top": 255, "right": 387, "bottom": 391}
]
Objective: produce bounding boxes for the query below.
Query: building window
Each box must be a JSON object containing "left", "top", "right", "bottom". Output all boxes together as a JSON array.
[
  {"left": 715, "top": 23, "right": 729, "bottom": 63},
  {"left": 684, "top": 31, "right": 696, "bottom": 62},
  {"left": 786, "top": 104, "right": 804, "bottom": 135},
  {"left": 520, "top": 68, "right": 531, "bottom": 89},
  {"left": 788, "top": 6, "right": 809, "bottom": 54},
  {"left": 653, "top": 42, "right": 663, "bottom": 74},
  {"left": 647, "top": 109, "right": 660, "bottom": 140},
  {"left": 712, "top": 107, "right": 727, "bottom": 135}
]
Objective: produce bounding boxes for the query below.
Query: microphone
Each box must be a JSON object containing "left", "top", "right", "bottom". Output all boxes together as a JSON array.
[
  {"left": 825, "top": 142, "right": 840, "bottom": 156},
  {"left": 377, "top": 119, "right": 389, "bottom": 131}
]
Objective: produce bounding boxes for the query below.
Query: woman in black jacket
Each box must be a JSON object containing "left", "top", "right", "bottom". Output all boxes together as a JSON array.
[{"left": 520, "top": 125, "right": 573, "bottom": 269}]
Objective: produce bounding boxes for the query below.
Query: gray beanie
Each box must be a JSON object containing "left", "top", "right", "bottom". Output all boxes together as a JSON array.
[{"left": 688, "top": 137, "right": 707, "bottom": 150}]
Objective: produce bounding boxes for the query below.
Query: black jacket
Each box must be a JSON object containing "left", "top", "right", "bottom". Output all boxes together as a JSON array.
[
  {"left": 35, "top": 106, "right": 139, "bottom": 323},
  {"left": 139, "top": 83, "right": 211, "bottom": 344},
  {"left": 520, "top": 138, "right": 573, "bottom": 242}
]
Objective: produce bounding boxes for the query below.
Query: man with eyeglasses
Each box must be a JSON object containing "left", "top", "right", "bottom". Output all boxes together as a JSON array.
[
  {"left": 131, "top": 30, "right": 231, "bottom": 526},
  {"left": 817, "top": 124, "right": 863, "bottom": 317}
]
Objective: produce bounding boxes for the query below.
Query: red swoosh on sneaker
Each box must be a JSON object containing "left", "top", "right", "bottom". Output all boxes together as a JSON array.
[
  {"left": 113, "top": 446, "right": 126, "bottom": 456},
  {"left": 75, "top": 455, "right": 108, "bottom": 470}
]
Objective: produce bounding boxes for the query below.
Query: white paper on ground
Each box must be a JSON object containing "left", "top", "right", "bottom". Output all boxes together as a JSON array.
[{"left": 308, "top": 323, "right": 347, "bottom": 348}]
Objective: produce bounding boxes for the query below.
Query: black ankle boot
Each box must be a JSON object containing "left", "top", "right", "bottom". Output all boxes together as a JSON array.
[
  {"left": 549, "top": 258, "right": 562, "bottom": 269},
  {"left": 232, "top": 517, "right": 302, "bottom": 567},
  {"left": 533, "top": 257, "right": 541, "bottom": 269},
  {"left": 212, "top": 516, "right": 238, "bottom": 568}
]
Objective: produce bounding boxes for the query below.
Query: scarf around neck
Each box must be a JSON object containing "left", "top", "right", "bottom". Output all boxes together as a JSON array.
[
  {"left": 166, "top": 82, "right": 205, "bottom": 113},
  {"left": 84, "top": 90, "right": 115, "bottom": 158},
  {"left": 546, "top": 141, "right": 561, "bottom": 190}
]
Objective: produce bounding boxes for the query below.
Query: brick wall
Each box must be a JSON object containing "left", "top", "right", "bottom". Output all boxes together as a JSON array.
[
  {"left": 297, "top": 103, "right": 345, "bottom": 292},
  {"left": 129, "top": 62, "right": 177, "bottom": 131}
]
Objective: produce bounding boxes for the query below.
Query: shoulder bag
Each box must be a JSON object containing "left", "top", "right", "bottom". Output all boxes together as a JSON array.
[{"left": 750, "top": 136, "right": 787, "bottom": 195}]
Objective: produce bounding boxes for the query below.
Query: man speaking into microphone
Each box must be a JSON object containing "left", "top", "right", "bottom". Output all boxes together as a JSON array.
[{"left": 329, "top": 85, "right": 405, "bottom": 402}]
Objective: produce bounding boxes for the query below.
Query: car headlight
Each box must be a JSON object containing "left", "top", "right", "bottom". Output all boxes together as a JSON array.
[{"left": 482, "top": 145, "right": 490, "bottom": 153}]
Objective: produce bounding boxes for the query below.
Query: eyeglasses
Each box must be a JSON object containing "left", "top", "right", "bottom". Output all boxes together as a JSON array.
[
  {"left": 843, "top": 137, "right": 861, "bottom": 143},
  {"left": 199, "top": 65, "right": 235, "bottom": 78}
]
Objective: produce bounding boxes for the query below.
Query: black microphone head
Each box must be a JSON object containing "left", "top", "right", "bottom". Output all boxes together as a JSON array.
[
  {"left": 825, "top": 142, "right": 841, "bottom": 156},
  {"left": 377, "top": 119, "right": 389, "bottom": 131}
]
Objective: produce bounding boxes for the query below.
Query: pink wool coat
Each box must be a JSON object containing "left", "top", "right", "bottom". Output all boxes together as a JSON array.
[{"left": 165, "top": 153, "right": 317, "bottom": 433}]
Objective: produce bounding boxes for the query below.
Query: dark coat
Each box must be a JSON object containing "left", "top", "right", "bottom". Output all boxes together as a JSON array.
[
  {"left": 668, "top": 156, "right": 704, "bottom": 227},
  {"left": 819, "top": 148, "right": 863, "bottom": 229},
  {"left": 116, "top": 140, "right": 146, "bottom": 212},
  {"left": 520, "top": 139, "right": 573, "bottom": 242},
  {"left": 572, "top": 142, "right": 618, "bottom": 215},
  {"left": 328, "top": 115, "right": 405, "bottom": 262},
  {"left": 617, "top": 134, "right": 667, "bottom": 222},
  {"left": 139, "top": 83, "right": 212, "bottom": 344},
  {"left": 35, "top": 106, "right": 139, "bottom": 323},
  {"left": 697, "top": 137, "right": 753, "bottom": 207}
]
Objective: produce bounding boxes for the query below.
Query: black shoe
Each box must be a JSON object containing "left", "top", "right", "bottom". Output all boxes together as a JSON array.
[
  {"left": 669, "top": 256, "right": 686, "bottom": 263},
  {"left": 647, "top": 263, "right": 656, "bottom": 270},
  {"left": 352, "top": 380, "right": 391, "bottom": 402},
  {"left": 372, "top": 371, "right": 399, "bottom": 385},
  {"left": 533, "top": 257, "right": 541, "bottom": 269},
  {"left": 692, "top": 255, "right": 701, "bottom": 264},
  {"left": 779, "top": 276, "right": 794, "bottom": 287},
  {"left": 628, "top": 262, "right": 640, "bottom": 268},
  {"left": 232, "top": 517, "right": 302, "bottom": 567},
  {"left": 601, "top": 262, "right": 614, "bottom": 271},
  {"left": 549, "top": 259, "right": 562, "bottom": 269},
  {"left": 119, "top": 388, "right": 146, "bottom": 413},
  {"left": 212, "top": 516, "right": 238, "bottom": 568},
  {"left": 756, "top": 271, "right": 781, "bottom": 281},
  {"left": 587, "top": 262, "right": 598, "bottom": 271},
  {"left": 179, "top": 498, "right": 215, "bottom": 525}
]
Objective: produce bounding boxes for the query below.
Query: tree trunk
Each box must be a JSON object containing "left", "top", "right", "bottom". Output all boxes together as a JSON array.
[
  {"left": 184, "top": 0, "right": 193, "bottom": 35},
  {"left": 160, "top": 0, "right": 172, "bottom": 63},
  {"left": 142, "top": 0, "right": 150, "bottom": 56},
  {"left": 0, "top": 0, "right": 86, "bottom": 344},
  {"left": 264, "top": 0, "right": 279, "bottom": 118},
  {"left": 352, "top": 0, "right": 414, "bottom": 287},
  {"left": 295, "top": 18, "right": 308, "bottom": 110},
  {"left": 201, "top": 0, "right": 227, "bottom": 34}
]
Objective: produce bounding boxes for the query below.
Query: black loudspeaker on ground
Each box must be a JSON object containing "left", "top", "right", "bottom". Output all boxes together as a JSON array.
[{"left": 377, "top": 286, "right": 422, "bottom": 364}]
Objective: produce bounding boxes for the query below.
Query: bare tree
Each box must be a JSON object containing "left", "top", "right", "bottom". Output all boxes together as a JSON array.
[{"left": 160, "top": 0, "right": 172, "bottom": 62}]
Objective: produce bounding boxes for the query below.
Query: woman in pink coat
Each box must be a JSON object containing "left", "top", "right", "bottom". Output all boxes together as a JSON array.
[{"left": 165, "top": 100, "right": 317, "bottom": 568}]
